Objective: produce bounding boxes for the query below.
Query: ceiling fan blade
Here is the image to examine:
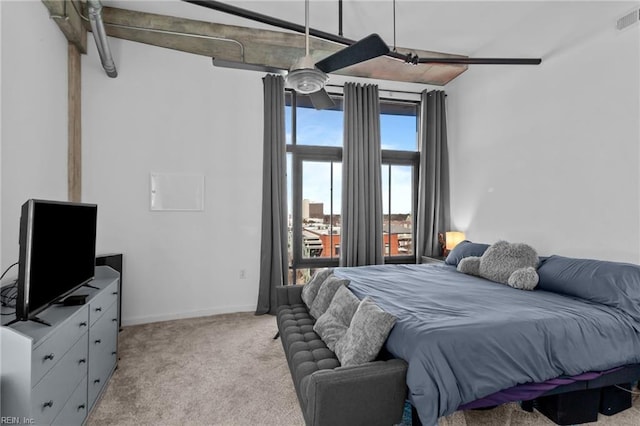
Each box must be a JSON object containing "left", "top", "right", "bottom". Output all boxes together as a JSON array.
[
  {"left": 315, "top": 34, "right": 390, "bottom": 73},
  {"left": 417, "top": 57, "right": 541, "bottom": 65},
  {"left": 308, "top": 88, "right": 335, "bottom": 110}
]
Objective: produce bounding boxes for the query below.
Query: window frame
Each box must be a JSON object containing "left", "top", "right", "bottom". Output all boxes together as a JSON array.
[
  {"left": 289, "top": 146, "right": 343, "bottom": 270},
  {"left": 286, "top": 90, "right": 420, "bottom": 281},
  {"left": 381, "top": 150, "right": 419, "bottom": 264}
]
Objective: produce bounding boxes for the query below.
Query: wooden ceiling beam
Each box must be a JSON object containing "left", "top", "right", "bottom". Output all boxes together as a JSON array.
[{"left": 99, "top": 6, "right": 467, "bottom": 86}]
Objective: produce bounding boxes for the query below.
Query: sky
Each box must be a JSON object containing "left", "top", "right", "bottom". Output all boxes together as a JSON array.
[{"left": 286, "top": 104, "right": 417, "bottom": 217}]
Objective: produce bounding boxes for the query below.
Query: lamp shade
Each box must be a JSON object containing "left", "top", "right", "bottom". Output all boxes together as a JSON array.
[{"left": 445, "top": 231, "right": 465, "bottom": 250}]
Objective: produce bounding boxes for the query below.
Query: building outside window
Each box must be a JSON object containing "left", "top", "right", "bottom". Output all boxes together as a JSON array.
[{"left": 286, "top": 90, "right": 419, "bottom": 284}]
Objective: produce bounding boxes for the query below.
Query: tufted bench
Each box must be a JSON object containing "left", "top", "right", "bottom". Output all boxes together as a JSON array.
[{"left": 276, "top": 285, "right": 408, "bottom": 426}]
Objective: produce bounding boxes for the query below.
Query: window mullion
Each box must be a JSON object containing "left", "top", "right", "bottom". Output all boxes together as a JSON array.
[
  {"left": 387, "top": 165, "right": 392, "bottom": 257},
  {"left": 330, "top": 161, "right": 334, "bottom": 259},
  {"left": 292, "top": 155, "right": 303, "bottom": 269},
  {"left": 291, "top": 91, "right": 297, "bottom": 145}
]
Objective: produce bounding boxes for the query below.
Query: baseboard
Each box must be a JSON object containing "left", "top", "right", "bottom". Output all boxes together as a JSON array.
[{"left": 122, "top": 304, "right": 257, "bottom": 326}]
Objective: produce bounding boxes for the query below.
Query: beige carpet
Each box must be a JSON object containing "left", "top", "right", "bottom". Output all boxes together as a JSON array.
[{"left": 87, "top": 312, "right": 640, "bottom": 426}]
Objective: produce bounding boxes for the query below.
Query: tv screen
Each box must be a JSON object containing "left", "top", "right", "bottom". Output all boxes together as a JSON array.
[{"left": 16, "top": 199, "right": 98, "bottom": 321}]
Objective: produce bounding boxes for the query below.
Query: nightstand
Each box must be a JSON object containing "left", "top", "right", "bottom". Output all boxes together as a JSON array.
[{"left": 421, "top": 256, "right": 445, "bottom": 264}]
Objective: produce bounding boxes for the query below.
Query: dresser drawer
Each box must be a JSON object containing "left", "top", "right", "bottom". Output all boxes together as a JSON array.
[
  {"left": 89, "top": 301, "right": 118, "bottom": 360},
  {"left": 88, "top": 300, "right": 118, "bottom": 411},
  {"left": 52, "top": 377, "right": 88, "bottom": 426},
  {"left": 90, "top": 334, "right": 118, "bottom": 382},
  {"left": 31, "top": 333, "right": 88, "bottom": 424},
  {"left": 88, "top": 360, "right": 116, "bottom": 411},
  {"left": 32, "top": 305, "right": 89, "bottom": 386},
  {"left": 89, "top": 280, "right": 119, "bottom": 326}
]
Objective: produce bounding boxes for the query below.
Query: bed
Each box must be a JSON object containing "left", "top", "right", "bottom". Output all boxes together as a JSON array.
[{"left": 332, "top": 254, "right": 640, "bottom": 426}]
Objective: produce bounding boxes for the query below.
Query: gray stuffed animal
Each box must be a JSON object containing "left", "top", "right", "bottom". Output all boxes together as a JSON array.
[{"left": 457, "top": 240, "right": 539, "bottom": 290}]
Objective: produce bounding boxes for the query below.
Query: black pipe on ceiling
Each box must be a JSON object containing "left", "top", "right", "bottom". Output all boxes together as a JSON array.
[
  {"left": 181, "top": 0, "right": 541, "bottom": 66},
  {"left": 338, "top": 0, "right": 343, "bottom": 36},
  {"left": 183, "top": 0, "right": 356, "bottom": 46},
  {"left": 181, "top": 0, "right": 407, "bottom": 62}
]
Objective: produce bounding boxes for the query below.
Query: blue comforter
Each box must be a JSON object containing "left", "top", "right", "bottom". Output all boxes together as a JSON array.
[{"left": 334, "top": 264, "right": 640, "bottom": 426}]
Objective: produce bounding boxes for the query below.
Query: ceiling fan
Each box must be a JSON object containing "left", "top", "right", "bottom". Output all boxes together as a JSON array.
[
  {"left": 284, "top": 0, "right": 390, "bottom": 109},
  {"left": 183, "top": 0, "right": 541, "bottom": 108},
  {"left": 186, "top": 0, "right": 389, "bottom": 109}
]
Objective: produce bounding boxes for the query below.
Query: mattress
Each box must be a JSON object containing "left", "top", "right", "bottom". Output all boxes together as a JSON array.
[{"left": 333, "top": 263, "right": 640, "bottom": 426}]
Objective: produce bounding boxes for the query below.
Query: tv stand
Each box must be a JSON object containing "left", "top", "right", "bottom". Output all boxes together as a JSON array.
[
  {"left": 82, "top": 283, "right": 100, "bottom": 290},
  {"left": 30, "top": 316, "right": 52, "bottom": 326},
  {"left": 4, "top": 316, "right": 51, "bottom": 327},
  {"left": 1, "top": 266, "right": 119, "bottom": 425}
]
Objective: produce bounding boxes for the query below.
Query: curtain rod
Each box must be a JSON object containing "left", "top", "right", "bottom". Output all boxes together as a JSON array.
[{"left": 324, "top": 84, "right": 445, "bottom": 102}]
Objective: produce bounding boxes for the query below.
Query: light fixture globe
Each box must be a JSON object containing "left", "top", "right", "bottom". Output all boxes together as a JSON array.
[{"left": 286, "top": 55, "right": 328, "bottom": 94}]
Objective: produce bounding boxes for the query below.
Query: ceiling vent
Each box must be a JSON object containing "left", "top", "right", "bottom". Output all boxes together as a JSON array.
[{"left": 617, "top": 9, "right": 639, "bottom": 31}]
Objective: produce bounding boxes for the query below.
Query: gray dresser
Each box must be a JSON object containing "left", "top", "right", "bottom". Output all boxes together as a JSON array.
[{"left": 1, "top": 266, "right": 119, "bottom": 425}]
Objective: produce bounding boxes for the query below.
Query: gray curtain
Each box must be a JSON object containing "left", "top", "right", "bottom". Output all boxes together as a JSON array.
[
  {"left": 340, "top": 83, "right": 384, "bottom": 267},
  {"left": 416, "top": 90, "right": 450, "bottom": 259},
  {"left": 256, "top": 75, "right": 288, "bottom": 315}
]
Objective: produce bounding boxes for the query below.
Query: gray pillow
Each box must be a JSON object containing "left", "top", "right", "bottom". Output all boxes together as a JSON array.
[
  {"left": 313, "top": 286, "right": 360, "bottom": 351},
  {"left": 537, "top": 255, "right": 640, "bottom": 322},
  {"left": 309, "top": 275, "right": 349, "bottom": 319},
  {"left": 334, "top": 297, "right": 397, "bottom": 367},
  {"left": 301, "top": 268, "right": 333, "bottom": 309},
  {"left": 445, "top": 240, "right": 490, "bottom": 266}
]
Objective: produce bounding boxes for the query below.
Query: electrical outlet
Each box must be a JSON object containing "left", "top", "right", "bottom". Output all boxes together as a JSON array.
[{"left": 239, "top": 269, "right": 247, "bottom": 279}]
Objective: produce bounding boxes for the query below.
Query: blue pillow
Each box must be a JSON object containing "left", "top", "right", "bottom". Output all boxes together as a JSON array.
[
  {"left": 537, "top": 255, "right": 640, "bottom": 323},
  {"left": 444, "top": 240, "right": 490, "bottom": 266}
]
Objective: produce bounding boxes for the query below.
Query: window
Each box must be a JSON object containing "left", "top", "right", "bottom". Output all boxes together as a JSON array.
[
  {"left": 380, "top": 104, "right": 418, "bottom": 262},
  {"left": 301, "top": 161, "right": 341, "bottom": 260},
  {"left": 382, "top": 164, "right": 416, "bottom": 258},
  {"left": 286, "top": 91, "right": 419, "bottom": 284}
]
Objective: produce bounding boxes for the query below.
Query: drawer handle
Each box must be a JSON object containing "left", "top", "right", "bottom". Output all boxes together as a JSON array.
[
  {"left": 79, "top": 358, "right": 87, "bottom": 364},
  {"left": 77, "top": 404, "right": 86, "bottom": 412},
  {"left": 79, "top": 321, "right": 88, "bottom": 327},
  {"left": 111, "top": 351, "right": 117, "bottom": 356},
  {"left": 94, "top": 379, "right": 101, "bottom": 384},
  {"left": 43, "top": 400, "right": 54, "bottom": 409},
  {"left": 112, "top": 318, "right": 118, "bottom": 322},
  {"left": 94, "top": 339, "right": 102, "bottom": 344},
  {"left": 43, "top": 353, "right": 55, "bottom": 361},
  {"left": 112, "top": 291, "right": 118, "bottom": 295},
  {"left": 95, "top": 307, "right": 102, "bottom": 312}
]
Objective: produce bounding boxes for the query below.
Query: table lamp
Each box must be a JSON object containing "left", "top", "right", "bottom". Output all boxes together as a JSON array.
[{"left": 440, "top": 231, "right": 466, "bottom": 256}]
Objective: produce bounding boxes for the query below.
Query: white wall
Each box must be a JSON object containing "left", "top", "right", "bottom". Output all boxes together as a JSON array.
[
  {"left": 1, "top": 1, "right": 69, "bottom": 274},
  {"left": 82, "top": 38, "right": 264, "bottom": 325},
  {"left": 447, "top": 20, "right": 640, "bottom": 262}
]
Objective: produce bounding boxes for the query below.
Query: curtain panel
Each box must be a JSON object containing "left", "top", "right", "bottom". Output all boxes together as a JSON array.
[
  {"left": 256, "top": 75, "right": 288, "bottom": 315},
  {"left": 340, "top": 83, "right": 384, "bottom": 267},
  {"left": 416, "top": 90, "right": 451, "bottom": 259}
]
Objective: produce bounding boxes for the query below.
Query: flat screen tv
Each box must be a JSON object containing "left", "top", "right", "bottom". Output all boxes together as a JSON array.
[{"left": 16, "top": 199, "right": 98, "bottom": 322}]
